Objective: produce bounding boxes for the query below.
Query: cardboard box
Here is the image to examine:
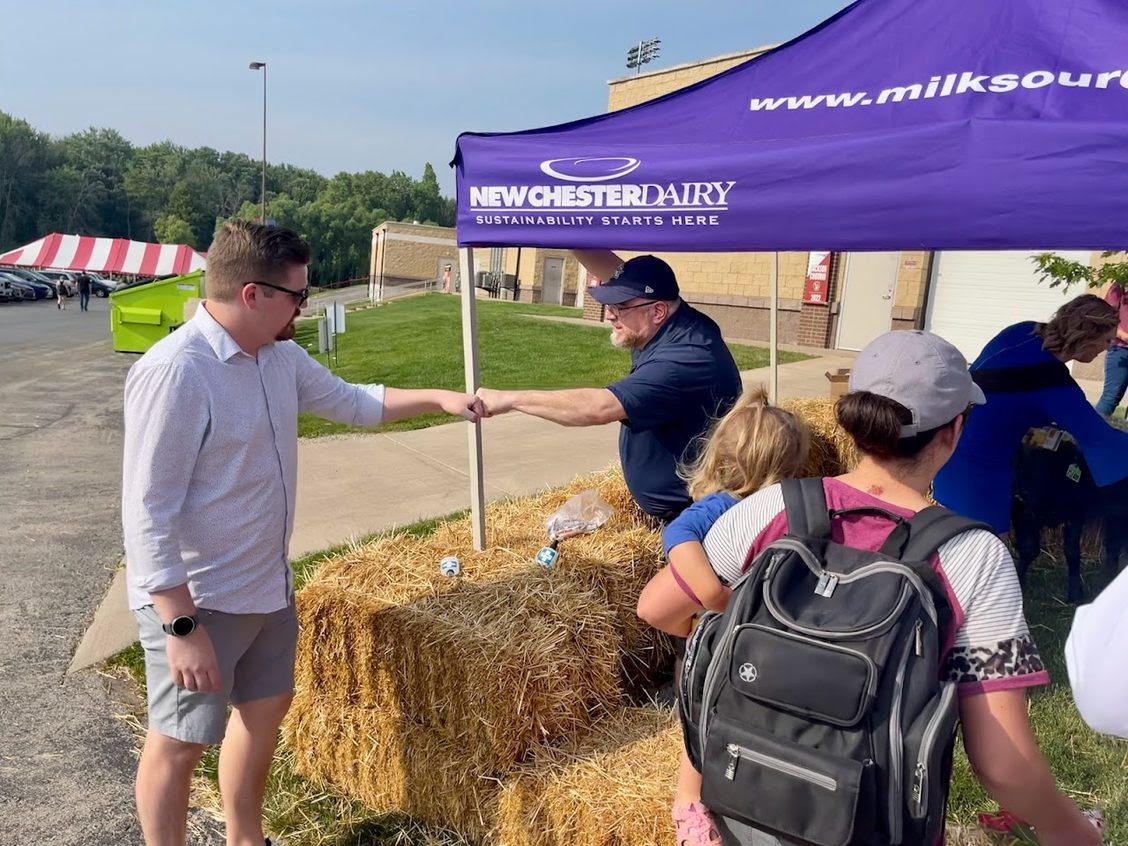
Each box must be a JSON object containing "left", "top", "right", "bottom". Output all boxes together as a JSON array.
[{"left": 826, "top": 368, "right": 851, "bottom": 398}]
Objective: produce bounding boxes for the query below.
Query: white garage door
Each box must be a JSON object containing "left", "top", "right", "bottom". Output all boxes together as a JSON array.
[{"left": 924, "top": 251, "right": 1092, "bottom": 362}]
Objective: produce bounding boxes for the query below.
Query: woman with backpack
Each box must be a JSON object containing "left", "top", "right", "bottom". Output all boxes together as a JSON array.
[
  {"left": 934, "top": 294, "right": 1128, "bottom": 534},
  {"left": 636, "top": 384, "right": 811, "bottom": 846},
  {"left": 648, "top": 330, "right": 1100, "bottom": 846}
]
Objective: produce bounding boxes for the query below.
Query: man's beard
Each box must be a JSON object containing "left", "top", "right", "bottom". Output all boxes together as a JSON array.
[
  {"left": 275, "top": 309, "right": 300, "bottom": 341},
  {"left": 610, "top": 326, "right": 646, "bottom": 350}
]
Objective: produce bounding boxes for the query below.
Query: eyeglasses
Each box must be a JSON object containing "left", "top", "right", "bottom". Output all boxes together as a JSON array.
[
  {"left": 606, "top": 300, "right": 657, "bottom": 318},
  {"left": 251, "top": 280, "right": 310, "bottom": 307}
]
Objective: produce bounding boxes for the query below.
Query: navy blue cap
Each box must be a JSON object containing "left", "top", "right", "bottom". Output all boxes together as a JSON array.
[{"left": 588, "top": 255, "right": 680, "bottom": 305}]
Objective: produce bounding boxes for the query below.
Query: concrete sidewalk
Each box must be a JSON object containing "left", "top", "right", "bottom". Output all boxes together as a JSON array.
[{"left": 69, "top": 348, "right": 849, "bottom": 670}]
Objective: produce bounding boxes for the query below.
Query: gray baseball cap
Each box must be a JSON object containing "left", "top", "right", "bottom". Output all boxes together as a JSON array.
[{"left": 849, "top": 330, "right": 986, "bottom": 437}]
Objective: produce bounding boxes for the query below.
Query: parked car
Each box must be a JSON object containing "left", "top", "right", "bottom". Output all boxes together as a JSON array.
[
  {"left": 0, "top": 275, "right": 39, "bottom": 301},
  {"left": 0, "top": 276, "right": 15, "bottom": 302},
  {"left": 87, "top": 273, "right": 121, "bottom": 297},
  {"left": 1, "top": 267, "right": 60, "bottom": 297},
  {"left": 0, "top": 271, "right": 50, "bottom": 299}
]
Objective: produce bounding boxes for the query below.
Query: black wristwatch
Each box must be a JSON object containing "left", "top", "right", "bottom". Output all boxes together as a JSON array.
[{"left": 161, "top": 614, "right": 199, "bottom": 638}]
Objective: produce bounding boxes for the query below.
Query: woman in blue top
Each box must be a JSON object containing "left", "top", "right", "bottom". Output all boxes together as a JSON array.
[{"left": 934, "top": 295, "right": 1128, "bottom": 533}]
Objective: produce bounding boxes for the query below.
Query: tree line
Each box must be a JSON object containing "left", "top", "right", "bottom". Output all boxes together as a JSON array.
[{"left": 0, "top": 110, "right": 455, "bottom": 283}]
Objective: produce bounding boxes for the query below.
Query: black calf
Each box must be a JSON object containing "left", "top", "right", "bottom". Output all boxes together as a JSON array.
[{"left": 1011, "top": 435, "right": 1128, "bottom": 603}]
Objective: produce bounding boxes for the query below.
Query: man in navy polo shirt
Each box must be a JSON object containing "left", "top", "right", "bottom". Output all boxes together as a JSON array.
[{"left": 477, "top": 251, "right": 742, "bottom": 522}]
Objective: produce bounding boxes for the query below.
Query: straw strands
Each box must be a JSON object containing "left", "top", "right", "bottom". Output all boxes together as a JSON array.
[
  {"left": 496, "top": 706, "right": 681, "bottom": 846},
  {"left": 295, "top": 572, "right": 624, "bottom": 771},
  {"left": 779, "top": 397, "right": 858, "bottom": 476},
  {"left": 284, "top": 689, "right": 502, "bottom": 841},
  {"left": 292, "top": 467, "right": 671, "bottom": 774}
]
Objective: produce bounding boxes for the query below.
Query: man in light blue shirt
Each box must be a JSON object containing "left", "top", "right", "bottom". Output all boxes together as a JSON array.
[{"left": 122, "top": 220, "right": 482, "bottom": 846}]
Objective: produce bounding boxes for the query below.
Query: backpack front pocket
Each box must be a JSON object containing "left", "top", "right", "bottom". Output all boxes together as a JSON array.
[
  {"left": 702, "top": 718, "right": 865, "bottom": 846},
  {"left": 729, "top": 624, "right": 876, "bottom": 726}
]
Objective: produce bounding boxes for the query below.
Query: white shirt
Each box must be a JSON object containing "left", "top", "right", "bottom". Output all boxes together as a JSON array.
[
  {"left": 1066, "top": 566, "right": 1128, "bottom": 737},
  {"left": 122, "top": 304, "right": 385, "bottom": 613}
]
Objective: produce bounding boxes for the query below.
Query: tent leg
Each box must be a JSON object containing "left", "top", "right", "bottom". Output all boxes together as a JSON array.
[
  {"left": 460, "top": 247, "right": 487, "bottom": 551},
  {"left": 769, "top": 251, "right": 779, "bottom": 403}
]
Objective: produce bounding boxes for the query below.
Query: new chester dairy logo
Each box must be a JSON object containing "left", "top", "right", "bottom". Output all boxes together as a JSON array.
[
  {"left": 469, "top": 154, "right": 734, "bottom": 230},
  {"left": 539, "top": 157, "right": 642, "bottom": 182}
]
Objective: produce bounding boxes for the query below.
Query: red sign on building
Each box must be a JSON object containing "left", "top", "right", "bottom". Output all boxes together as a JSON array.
[{"left": 802, "top": 251, "right": 832, "bottom": 305}]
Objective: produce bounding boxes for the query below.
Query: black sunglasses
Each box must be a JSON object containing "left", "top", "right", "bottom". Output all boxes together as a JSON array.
[{"left": 251, "top": 280, "right": 310, "bottom": 307}]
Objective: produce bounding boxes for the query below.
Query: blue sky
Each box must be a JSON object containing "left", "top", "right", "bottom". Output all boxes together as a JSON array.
[{"left": 1, "top": 0, "right": 853, "bottom": 195}]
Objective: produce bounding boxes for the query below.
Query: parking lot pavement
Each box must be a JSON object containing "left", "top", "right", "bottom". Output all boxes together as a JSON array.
[{"left": 0, "top": 296, "right": 147, "bottom": 844}]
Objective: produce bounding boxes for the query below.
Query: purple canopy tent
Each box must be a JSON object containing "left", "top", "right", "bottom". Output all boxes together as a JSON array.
[{"left": 451, "top": 0, "right": 1128, "bottom": 547}]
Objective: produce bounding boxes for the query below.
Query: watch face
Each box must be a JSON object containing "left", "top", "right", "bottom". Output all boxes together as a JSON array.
[{"left": 170, "top": 616, "right": 196, "bottom": 637}]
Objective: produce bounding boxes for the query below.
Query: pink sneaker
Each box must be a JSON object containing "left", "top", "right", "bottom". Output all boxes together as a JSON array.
[{"left": 673, "top": 800, "right": 722, "bottom": 846}]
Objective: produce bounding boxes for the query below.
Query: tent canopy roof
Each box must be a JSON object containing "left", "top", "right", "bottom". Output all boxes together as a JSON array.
[
  {"left": 453, "top": 0, "right": 1128, "bottom": 252},
  {"left": 0, "top": 233, "right": 206, "bottom": 276}
]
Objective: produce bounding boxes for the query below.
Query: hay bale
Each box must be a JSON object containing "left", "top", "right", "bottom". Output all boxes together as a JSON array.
[
  {"left": 496, "top": 706, "right": 681, "bottom": 846},
  {"left": 284, "top": 689, "right": 502, "bottom": 842},
  {"left": 780, "top": 397, "right": 858, "bottom": 476},
  {"left": 298, "top": 467, "right": 672, "bottom": 728},
  {"left": 295, "top": 570, "right": 625, "bottom": 772}
]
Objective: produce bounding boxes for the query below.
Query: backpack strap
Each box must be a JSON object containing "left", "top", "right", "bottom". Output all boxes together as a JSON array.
[
  {"left": 887, "top": 506, "right": 994, "bottom": 561},
  {"left": 780, "top": 477, "right": 832, "bottom": 540},
  {"left": 880, "top": 505, "right": 994, "bottom": 632}
]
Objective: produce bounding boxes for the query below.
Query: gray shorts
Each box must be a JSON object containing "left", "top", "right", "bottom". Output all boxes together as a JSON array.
[{"left": 135, "top": 604, "right": 298, "bottom": 744}]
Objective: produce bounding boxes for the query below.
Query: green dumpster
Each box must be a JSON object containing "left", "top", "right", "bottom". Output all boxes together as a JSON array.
[{"left": 109, "top": 270, "right": 205, "bottom": 353}]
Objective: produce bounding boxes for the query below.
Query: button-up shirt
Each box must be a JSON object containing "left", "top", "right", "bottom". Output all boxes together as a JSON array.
[{"left": 122, "top": 304, "right": 385, "bottom": 613}]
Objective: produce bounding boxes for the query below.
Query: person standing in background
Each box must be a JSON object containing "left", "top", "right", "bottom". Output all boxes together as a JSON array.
[
  {"left": 1095, "top": 280, "right": 1128, "bottom": 417},
  {"left": 77, "top": 272, "right": 92, "bottom": 312}
]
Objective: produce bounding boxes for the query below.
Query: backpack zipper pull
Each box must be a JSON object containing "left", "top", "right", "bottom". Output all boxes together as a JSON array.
[
  {"left": 725, "top": 744, "right": 740, "bottom": 780},
  {"left": 914, "top": 620, "right": 923, "bottom": 656},
  {"left": 911, "top": 762, "right": 926, "bottom": 808}
]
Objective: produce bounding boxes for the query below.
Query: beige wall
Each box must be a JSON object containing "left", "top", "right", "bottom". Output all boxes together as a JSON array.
[
  {"left": 468, "top": 246, "right": 582, "bottom": 304},
  {"left": 607, "top": 49, "right": 771, "bottom": 112},
  {"left": 371, "top": 222, "right": 458, "bottom": 287}
]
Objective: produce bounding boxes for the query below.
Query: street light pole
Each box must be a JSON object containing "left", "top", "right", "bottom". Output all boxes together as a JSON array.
[{"left": 249, "top": 61, "right": 267, "bottom": 223}]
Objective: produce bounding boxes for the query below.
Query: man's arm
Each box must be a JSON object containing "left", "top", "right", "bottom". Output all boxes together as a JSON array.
[
  {"left": 383, "top": 387, "right": 482, "bottom": 423},
  {"left": 293, "top": 346, "right": 480, "bottom": 425},
  {"left": 571, "top": 249, "right": 623, "bottom": 283},
  {"left": 122, "top": 364, "right": 209, "bottom": 596},
  {"left": 150, "top": 584, "right": 220, "bottom": 693},
  {"left": 477, "top": 387, "right": 625, "bottom": 427}
]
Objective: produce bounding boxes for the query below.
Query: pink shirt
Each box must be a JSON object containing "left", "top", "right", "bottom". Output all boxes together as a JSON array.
[
  {"left": 1106, "top": 283, "right": 1128, "bottom": 348},
  {"left": 703, "top": 478, "right": 1049, "bottom": 697}
]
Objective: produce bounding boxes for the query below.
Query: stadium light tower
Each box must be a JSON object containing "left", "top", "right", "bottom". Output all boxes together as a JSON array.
[{"left": 626, "top": 38, "right": 661, "bottom": 75}]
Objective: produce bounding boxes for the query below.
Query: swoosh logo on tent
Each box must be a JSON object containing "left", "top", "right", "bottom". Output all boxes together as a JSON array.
[{"left": 539, "top": 157, "right": 641, "bottom": 183}]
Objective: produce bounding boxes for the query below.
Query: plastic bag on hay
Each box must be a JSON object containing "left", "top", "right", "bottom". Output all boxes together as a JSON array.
[{"left": 545, "top": 489, "right": 615, "bottom": 540}]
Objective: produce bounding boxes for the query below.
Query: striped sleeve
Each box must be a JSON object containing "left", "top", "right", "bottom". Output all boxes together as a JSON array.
[
  {"left": 702, "top": 485, "right": 786, "bottom": 585},
  {"left": 937, "top": 529, "right": 1049, "bottom": 695}
]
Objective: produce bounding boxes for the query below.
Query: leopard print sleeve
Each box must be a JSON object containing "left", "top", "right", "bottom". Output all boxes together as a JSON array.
[{"left": 937, "top": 529, "right": 1051, "bottom": 695}]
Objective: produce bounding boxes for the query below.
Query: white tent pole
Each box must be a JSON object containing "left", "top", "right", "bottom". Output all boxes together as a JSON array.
[
  {"left": 769, "top": 251, "right": 779, "bottom": 403},
  {"left": 459, "top": 247, "right": 487, "bottom": 551}
]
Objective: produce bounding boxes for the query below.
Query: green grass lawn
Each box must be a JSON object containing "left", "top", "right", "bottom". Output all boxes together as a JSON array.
[{"left": 294, "top": 295, "right": 809, "bottom": 438}]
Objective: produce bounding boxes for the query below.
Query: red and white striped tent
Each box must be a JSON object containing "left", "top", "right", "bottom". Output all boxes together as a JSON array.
[{"left": 0, "top": 233, "right": 207, "bottom": 276}]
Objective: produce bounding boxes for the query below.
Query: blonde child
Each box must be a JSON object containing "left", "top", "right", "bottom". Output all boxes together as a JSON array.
[{"left": 637, "top": 385, "right": 809, "bottom": 846}]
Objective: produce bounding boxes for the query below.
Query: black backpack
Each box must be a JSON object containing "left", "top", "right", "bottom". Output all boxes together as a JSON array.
[{"left": 679, "top": 478, "right": 990, "bottom": 846}]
